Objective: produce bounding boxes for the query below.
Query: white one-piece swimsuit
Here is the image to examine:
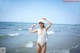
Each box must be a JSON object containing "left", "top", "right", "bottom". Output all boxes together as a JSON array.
[{"left": 37, "top": 28, "right": 48, "bottom": 47}]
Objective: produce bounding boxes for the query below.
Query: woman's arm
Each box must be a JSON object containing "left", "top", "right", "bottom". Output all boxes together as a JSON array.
[
  {"left": 30, "top": 24, "right": 38, "bottom": 33},
  {"left": 42, "top": 18, "right": 52, "bottom": 31}
]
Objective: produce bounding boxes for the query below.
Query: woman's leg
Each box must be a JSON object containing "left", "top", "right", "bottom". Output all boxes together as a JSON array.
[
  {"left": 36, "top": 43, "right": 41, "bottom": 53},
  {"left": 41, "top": 43, "right": 46, "bottom": 53}
]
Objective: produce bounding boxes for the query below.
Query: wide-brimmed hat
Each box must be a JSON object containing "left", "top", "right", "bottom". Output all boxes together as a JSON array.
[{"left": 39, "top": 19, "right": 44, "bottom": 23}]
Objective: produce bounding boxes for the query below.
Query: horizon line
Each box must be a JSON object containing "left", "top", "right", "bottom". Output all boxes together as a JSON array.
[{"left": 0, "top": 21, "right": 80, "bottom": 25}]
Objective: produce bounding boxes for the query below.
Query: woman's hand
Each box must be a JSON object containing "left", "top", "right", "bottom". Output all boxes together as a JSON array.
[
  {"left": 32, "top": 24, "right": 36, "bottom": 27},
  {"left": 42, "top": 17, "right": 52, "bottom": 31},
  {"left": 30, "top": 24, "right": 37, "bottom": 33},
  {"left": 42, "top": 18, "right": 46, "bottom": 20}
]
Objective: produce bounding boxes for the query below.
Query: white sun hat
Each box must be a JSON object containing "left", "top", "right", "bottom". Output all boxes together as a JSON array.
[{"left": 39, "top": 19, "right": 44, "bottom": 23}]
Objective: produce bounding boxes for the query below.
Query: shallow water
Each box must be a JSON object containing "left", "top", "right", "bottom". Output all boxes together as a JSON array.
[{"left": 0, "top": 22, "right": 80, "bottom": 53}]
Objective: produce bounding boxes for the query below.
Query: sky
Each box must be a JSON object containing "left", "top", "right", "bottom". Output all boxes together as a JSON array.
[{"left": 0, "top": 0, "right": 80, "bottom": 24}]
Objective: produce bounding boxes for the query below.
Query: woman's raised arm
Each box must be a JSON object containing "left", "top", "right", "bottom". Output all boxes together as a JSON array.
[
  {"left": 42, "top": 18, "right": 52, "bottom": 31},
  {"left": 30, "top": 24, "right": 38, "bottom": 33}
]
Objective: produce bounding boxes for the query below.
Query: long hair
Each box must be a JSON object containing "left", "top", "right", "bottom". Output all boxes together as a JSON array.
[{"left": 43, "top": 23, "right": 45, "bottom": 28}]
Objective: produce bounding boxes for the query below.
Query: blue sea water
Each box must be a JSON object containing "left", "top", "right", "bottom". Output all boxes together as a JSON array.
[{"left": 0, "top": 22, "right": 80, "bottom": 53}]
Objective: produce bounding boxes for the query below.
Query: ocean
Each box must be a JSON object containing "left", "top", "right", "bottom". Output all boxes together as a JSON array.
[{"left": 0, "top": 22, "right": 80, "bottom": 53}]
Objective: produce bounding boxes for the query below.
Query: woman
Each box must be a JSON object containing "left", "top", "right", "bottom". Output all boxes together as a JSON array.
[{"left": 30, "top": 18, "right": 52, "bottom": 53}]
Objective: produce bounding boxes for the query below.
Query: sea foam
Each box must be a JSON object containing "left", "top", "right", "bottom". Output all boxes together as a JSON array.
[
  {"left": 8, "top": 33, "right": 19, "bottom": 36},
  {"left": 25, "top": 41, "right": 34, "bottom": 48}
]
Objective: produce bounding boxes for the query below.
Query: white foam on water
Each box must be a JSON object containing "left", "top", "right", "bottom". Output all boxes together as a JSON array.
[
  {"left": 8, "top": 33, "right": 19, "bottom": 36},
  {"left": 59, "top": 49, "right": 70, "bottom": 53},
  {"left": 16, "top": 50, "right": 20, "bottom": 52},
  {"left": 25, "top": 41, "right": 34, "bottom": 48},
  {"left": 47, "top": 31, "right": 55, "bottom": 35},
  {"left": 72, "top": 45, "right": 79, "bottom": 49},
  {"left": 47, "top": 49, "right": 70, "bottom": 53},
  {"left": 47, "top": 45, "right": 80, "bottom": 53},
  {"left": 18, "top": 29, "right": 22, "bottom": 30},
  {"left": 0, "top": 47, "right": 6, "bottom": 53},
  {"left": 70, "top": 44, "right": 80, "bottom": 50}
]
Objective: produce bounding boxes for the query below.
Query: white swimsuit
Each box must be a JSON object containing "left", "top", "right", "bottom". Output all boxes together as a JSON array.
[{"left": 37, "top": 28, "right": 48, "bottom": 47}]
